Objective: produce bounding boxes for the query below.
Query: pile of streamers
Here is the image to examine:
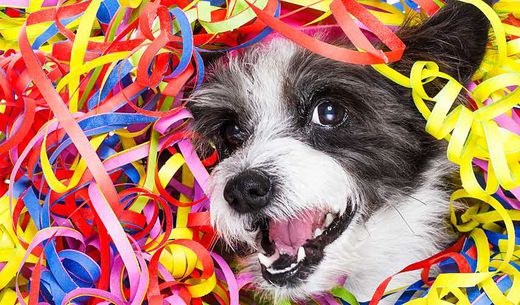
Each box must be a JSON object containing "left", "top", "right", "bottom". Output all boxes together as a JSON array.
[{"left": 0, "top": 0, "right": 518, "bottom": 304}]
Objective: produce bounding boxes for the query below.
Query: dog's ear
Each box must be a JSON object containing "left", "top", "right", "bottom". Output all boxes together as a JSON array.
[{"left": 395, "top": 0, "right": 491, "bottom": 83}]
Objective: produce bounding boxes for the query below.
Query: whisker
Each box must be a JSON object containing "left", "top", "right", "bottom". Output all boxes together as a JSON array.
[
  {"left": 393, "top": 188, "right": 428, "bottom": 206},
  {"left": 404, "top": 193, "right": 427, "bottom": 206},
  {"left": 390, "top": 203, "right": 416, "bottom": 235}
]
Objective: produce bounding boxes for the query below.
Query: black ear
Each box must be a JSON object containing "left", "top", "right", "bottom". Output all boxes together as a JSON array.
[{"left": 395, "top": 0, "right": 491, "bottom": 84}]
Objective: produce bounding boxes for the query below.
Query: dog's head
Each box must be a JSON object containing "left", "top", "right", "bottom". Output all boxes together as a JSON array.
[{"left": 188, "top": 1, "right": 489, "bottom": 301}]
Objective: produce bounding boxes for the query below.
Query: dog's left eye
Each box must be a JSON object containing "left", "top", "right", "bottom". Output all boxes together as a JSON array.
[
  {"left": 311, "top": 101, "right": 347, "bottom": 127},
  {"left": 222, "top": 121, "right": 244, "bottom": 148}
]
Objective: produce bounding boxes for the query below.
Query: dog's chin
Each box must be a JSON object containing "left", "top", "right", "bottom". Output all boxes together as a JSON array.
[{"left": 243, "top": 206, "right": 355, "bottom": 295}]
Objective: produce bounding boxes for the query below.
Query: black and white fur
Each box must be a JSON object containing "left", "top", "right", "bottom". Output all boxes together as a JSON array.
[{"left": 188, "top": 1, "right": 490, "bottom": 303}]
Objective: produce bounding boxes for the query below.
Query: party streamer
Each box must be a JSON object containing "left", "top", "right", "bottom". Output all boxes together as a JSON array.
[{"left": 0, "top": 0, "right": 518, "bottom": 305}]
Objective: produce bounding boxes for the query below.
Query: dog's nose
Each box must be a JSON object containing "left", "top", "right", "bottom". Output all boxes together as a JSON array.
[{"left": 223, "top": 170, "right": 272, "bottom": 213}]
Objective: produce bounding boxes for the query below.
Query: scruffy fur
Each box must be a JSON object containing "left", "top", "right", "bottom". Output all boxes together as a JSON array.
[{"left": 188, "top": 1, "right": 490, "bottom": 303}]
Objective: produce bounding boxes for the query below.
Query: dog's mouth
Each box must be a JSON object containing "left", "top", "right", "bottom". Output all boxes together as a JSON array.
[{"left": 254, "top": 208, "right": 355, "bottom": 287}]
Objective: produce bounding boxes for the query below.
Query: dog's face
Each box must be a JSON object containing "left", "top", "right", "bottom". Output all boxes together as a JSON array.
[{"left": 188, "top": 2, "right": 489, "bottom": 302}]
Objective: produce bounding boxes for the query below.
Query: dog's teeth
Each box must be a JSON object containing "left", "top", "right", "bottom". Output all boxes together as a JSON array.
[
  {"left": 258, "top": 253, "right": 273, "bottom": 267},
  {"left": 258, "top": 250, "right": 280, "bottom": 268},
  {"left": 297, "top": 247, "right": 306, "bottom": 262},
  {"left": 314, "top": 228, "right": 323, "bottom": 237},
  {"left": 324, "top": 213, "right": 334, "bottom": 227},
  {"left": 266, "top": 262, "right": 298, "bottom": 274},
  {"left": 265, "top": 249, "right": 303, "bottom": 274}
]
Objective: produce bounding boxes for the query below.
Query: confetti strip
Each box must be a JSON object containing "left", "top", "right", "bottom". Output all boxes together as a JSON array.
[{"left": 0, "top": 0, "right": 518, "bottom": 305}]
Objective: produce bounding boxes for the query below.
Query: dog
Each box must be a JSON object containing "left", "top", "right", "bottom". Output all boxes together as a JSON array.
[{"left": 187, "top": 1, "right": 490, "bottom": 303}]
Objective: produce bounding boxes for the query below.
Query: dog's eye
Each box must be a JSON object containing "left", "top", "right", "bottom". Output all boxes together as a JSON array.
[
  {"left": 222, "top": 121, "right": 244, "bottom": 148},
  {"left": 311, "top": 101, "right": 347, "bottom": 127}
]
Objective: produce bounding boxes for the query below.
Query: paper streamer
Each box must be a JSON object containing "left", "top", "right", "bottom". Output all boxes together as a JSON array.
[{"left": 0, "top": 0, "right": 517, "bottom": 305}]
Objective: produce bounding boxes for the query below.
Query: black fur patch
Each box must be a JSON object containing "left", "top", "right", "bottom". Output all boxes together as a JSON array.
[{"left": 282, "top": 50, "right": 443, "bottom": 213}]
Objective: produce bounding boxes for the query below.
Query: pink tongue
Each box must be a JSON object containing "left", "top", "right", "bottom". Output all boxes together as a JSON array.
[{"left": 268, "top": 211, "right": 324, "bottom": 256}]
